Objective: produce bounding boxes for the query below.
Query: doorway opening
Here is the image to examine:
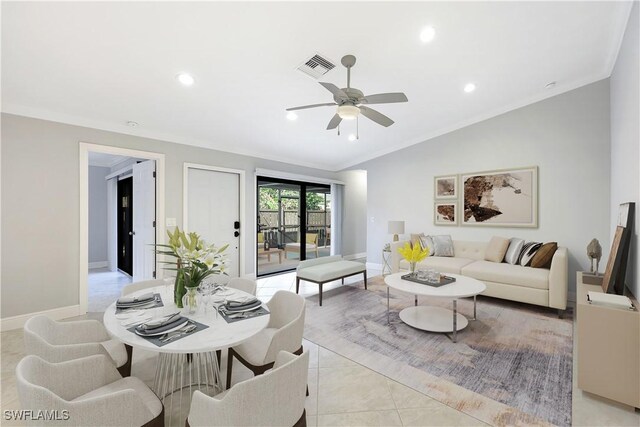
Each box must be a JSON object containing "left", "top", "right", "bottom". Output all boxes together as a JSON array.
[
  {"left": 257, "top": 177, "right": 331, "bottom": 277},
  {"left": 82, "top": 145, "right": 165, "bottom": 314}
]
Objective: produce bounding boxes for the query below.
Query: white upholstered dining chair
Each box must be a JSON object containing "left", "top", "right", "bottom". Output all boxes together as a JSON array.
[
  {"left": 227, "top": 277, "right": 257, "bottom": 295},
  {"left": 226, "top": 290, "right": 305, "bottom": 389},
  {"left": 16, "top": 354, "right": 164, "bottom": 426},
  {"left": 188, "top": 351, "right": 309, "bottom": 427},
  {"left": 121, "top": 278, "right": 166, "bottom": 296},
  {"left": 23, "top": 315, "right": 132, "bottom": 377}
]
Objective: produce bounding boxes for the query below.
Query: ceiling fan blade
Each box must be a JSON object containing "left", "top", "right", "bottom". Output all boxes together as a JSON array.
[
  {"left": 359, "top": 106, "right": 394, "bottom": 127},
  {"left": 326, "top": 114, "right": 342, "bottom": 130},
  {"left": 360, "top": 92, "right": 408, "bottom": 104},
  {"left": 286, "top": 103, "right": 336, "bottom": 111},
  {"left": 319, "top": 82, "right": 349, "bottom": 100}
]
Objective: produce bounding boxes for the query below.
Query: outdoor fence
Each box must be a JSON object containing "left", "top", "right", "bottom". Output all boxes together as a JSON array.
[{"left": 258, "top": 209, "right": 331, "bottom": 247}]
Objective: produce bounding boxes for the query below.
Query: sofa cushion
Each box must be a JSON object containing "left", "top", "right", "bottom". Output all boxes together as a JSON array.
[
  {"left": 485, "top": 236, "right": 510, "bottom": 263},
  {"left": 531, "top": 242, "right": 558, "bottom": 269},
  {"left": 297, "top": 260, "right": 365, "bottom": 282},
  {"left": 400, "top": 257, "right": 475, "bottom": 274},
  {"left": 504, "top": 238, "right": 524, "bottom": 265},
  {"left": 431, "top": 235, "right": 454, "bottom": 257},
  {"left": 461, "top": 260, "right": 549, "bottom": 290},
  {"left": 418, "top": 235, "right": 435, "bottom": 256}
]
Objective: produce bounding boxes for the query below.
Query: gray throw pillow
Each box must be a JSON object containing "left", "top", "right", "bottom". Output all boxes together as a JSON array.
[
  {"left": 432, "top": 235, "right": 454, "bottom": 257},
  {"left": 418, "top": 235, "right": 434, "bottom": 256},
  {"left": 504, "top": 238, "right": 524, "bottom": 264}
]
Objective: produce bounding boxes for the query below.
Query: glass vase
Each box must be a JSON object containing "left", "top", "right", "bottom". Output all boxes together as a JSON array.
[
  {"left": 410, "top": 262, "right": 417, "bottom": 275},
  {"left": 182, "top": 287, "right": 199, "bottom": 314}
]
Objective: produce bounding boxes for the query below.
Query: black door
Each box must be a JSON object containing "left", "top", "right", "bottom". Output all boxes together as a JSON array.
[{"left": 117, "top": 177, "right": 133, "bottom": 276}]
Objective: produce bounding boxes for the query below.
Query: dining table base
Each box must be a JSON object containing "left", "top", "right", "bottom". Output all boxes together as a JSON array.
[{"left": 153, "top": 351, "right": 222, "bottom": 424}]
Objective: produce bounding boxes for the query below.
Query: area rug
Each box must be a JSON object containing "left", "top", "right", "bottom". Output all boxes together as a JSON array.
[{"left": 303, "top": 277, "right": 573, "bottom": 427}]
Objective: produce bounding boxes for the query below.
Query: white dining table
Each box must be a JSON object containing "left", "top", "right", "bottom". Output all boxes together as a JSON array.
[{"left": 103, "top": 284, "right": 269, "bottom": 421}]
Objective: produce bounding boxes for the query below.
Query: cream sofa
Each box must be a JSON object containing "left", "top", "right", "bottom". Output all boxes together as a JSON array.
[{"left": 390, "top": 239, "right": 568, "bottom": 310}]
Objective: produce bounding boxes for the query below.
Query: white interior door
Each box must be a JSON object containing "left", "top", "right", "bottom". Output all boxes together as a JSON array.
[
  {"left": 133, "top": 160, "right": 156, "bottom": 281},
  {"left": 186, "top": 167, "right": 240, "bottom": 277}
]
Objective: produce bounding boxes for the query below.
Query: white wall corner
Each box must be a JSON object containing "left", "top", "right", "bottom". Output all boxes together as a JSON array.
[
  {"left": 1, "top": 305, "right": 82, "bottom": 332},
  {"left": 88, "top": 261, "right": 108, "bottom": 269}
]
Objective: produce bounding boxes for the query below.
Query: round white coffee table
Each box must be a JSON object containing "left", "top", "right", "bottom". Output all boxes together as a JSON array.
[{"left": 384, "top": 272, "right": 486, "bottom": 342}]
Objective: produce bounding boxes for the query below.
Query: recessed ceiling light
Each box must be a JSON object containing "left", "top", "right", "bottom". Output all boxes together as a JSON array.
[
  {"left": 545, "top": 81, "right": 557, "bottom": 89},
  {"left": 348, "top": 134, "right": 357, "bottom": 142},
  {"left": 126, "top": 121, "right": 139, "bottom": 127},
  {"left": 286, "top": 112, "right": 298, "bottom": 121},
  {"left": 463, "top": 83, "right": 476, "bottom": 93},
  {"left": 176, "top": 73, "right": 195, "bottom": 86},
  {"left": 420, "top": 26, "right": 436, "bottom": 43}
]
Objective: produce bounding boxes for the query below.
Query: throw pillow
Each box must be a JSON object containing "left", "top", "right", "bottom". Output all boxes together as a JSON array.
[
  {"left": 485, "top": 236, "right": 510, "bottom": 263},
  {"left": 418, "top": 235, "right": 434, "bottom": 256},
  {"left": 531, "top": 242, "right": 558, "bottom": 269},
  {"left": 504, "top": 238, "right": 524, "bottom": 264},
  {"left": 518, "top": 242, "right": 542, "bottom": 266},
  {"left": 410, "top": 233, "right": 424, "bottom": 248},
  {"left": 432, "top": 235, "right": 454, "bottom": 257}
]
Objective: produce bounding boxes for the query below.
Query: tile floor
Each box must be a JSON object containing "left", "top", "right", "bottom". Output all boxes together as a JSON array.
[
  {"left": 2, "top": 264, "right": 639, "bottom": 426},
  {"left": 87, "top": 268, "right": 132, "bottom": 312}
]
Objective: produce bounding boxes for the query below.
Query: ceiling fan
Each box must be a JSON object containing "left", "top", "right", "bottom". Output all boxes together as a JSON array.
[{"left": 286, "top": 54, "right": 408, "bottom": 132}]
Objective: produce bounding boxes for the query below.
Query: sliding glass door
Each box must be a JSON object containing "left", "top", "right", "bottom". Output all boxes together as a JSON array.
[{"left": 257, "top": 177, "right": 331, "bottom": 276}]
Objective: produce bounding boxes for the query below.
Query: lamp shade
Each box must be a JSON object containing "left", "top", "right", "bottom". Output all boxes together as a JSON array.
[{"left": 388, "top": 221, "right": 405, "bottom": 235}]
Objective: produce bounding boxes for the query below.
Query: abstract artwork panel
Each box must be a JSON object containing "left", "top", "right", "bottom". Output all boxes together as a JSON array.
[
  {"left": 434, "top": 202, "right": 457, "bottom": 225},
  {"left": 434, "top": 175, "right": 457, "bottom": 199},
  {"left": 461, "top": 166, "right": 537, "bottom": 227}
]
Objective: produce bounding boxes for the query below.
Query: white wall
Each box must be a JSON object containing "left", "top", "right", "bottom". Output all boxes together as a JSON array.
[
  {"left": 1, "top": 114, "right": 338, "bottom": 318},
  {"left": 88, "top": 166, "right": 109, "bottom": 265},
  {"left": 352, "top": 80, "right": 611, "bottom": 296},
  {"left": 338, "top": 170, "right": 367, "bottom": 257},
  {"left": 610, "top": 2, "right": 639, "bottom": 299}
]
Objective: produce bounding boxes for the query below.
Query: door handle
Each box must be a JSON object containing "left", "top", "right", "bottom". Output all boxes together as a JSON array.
[
  {"left": 129, "top": 231, "right": 136, "bottom": 236},
  {"left": 234, "top": 231, "right": 240, "bottom": 237}
]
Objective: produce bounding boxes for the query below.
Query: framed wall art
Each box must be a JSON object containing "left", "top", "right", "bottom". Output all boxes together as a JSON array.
[
  {"left": 434, "top": 175, "right": 458, "bottom": 199},
  {"left": 461, "top": 166, "right": 538, "bottom": 227},
  {"left": 434, "top": 202, "right": 457, "bottom": 226}
]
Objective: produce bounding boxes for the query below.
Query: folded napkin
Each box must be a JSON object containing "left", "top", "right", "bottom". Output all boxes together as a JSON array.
[
  {"left": 227, "top": 297, "right": 259, "bottom": 308},
  {"left": 137, "top": 313, "right": 183, "bottom": 331},
  {"left": 117, "top": 292, "right": 155, "bottom": 306},
  {"left": 223, "top": 299, "right": 262, "bottom": 312}
]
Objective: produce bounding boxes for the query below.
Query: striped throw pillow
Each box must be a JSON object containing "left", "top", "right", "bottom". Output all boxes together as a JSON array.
[{"left": 518, "top": 242, "right": 542, "bottom": 266}]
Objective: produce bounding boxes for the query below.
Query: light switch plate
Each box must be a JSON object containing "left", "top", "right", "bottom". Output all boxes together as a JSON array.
[{"left": 166, "top": 218, "right": 177, "bottom": 227}]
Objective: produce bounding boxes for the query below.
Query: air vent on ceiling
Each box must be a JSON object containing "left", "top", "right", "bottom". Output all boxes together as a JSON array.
[{"left": 296, "top": 53, "right": 336, "bottom": 79}]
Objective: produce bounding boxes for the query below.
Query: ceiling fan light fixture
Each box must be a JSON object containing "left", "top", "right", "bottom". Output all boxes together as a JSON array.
[{"left": 337, "top": 104, "right": 360, "bottom": 120}]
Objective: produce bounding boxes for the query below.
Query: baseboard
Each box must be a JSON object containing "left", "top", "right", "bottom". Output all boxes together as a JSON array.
[
  {"left": 1, "top": 305, "right": 82, "bottom": 332},
  {"left": 366, "top": 262, "right": 383, "bottom": 270},
  {"left": 344, "top": 252, "right": 367, "bottom": 261},
  {"left": 88, "top": 261, "right": 108, "bottom": 269}
]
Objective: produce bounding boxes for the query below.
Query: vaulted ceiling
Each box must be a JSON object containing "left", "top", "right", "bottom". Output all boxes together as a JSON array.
[{"left": 1, "top": 2, "right": 632, "bottom": 170}]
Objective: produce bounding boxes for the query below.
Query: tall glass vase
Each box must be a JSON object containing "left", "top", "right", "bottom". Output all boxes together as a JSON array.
[
  {"left": 410, "top": 262, "right": 417, "bottom": 275},
  {"left": 182, "top": 287, "right": 199, "bottom": 314}
]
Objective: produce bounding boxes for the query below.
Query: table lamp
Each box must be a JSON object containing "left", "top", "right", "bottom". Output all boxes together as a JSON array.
[{"left": 388, "top": 221, "right": 405, "bottom": 242}]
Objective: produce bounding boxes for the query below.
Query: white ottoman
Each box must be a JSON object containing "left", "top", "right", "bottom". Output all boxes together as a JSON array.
[{"left": 296, "top": 255, "right": 367, "bottom": 306}]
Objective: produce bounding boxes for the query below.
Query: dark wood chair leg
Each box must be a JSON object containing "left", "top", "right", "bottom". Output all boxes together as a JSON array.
[
  {"left": 226, "top": 348, "right": 234, "bottom": 390},
  {"left": 319, "top": 283, "right": 323, "bottom": 306},
  {"left": 341, "top": 277, "right": 344, "bottom": 285},
  {"left": 296, "top": 276, "right": 300, "bottom": 294},
  {"left": 117, "top": 344, "right": 133, "bottom": 377},
  {"left": 216, "top": 349, "right": 221, "bottom": 369},
  {"left": 293, "top": 410, "right": 307, "bottom": 427},
  {"left": 363, "top": 270, "right": 368, "bottom": 290}
]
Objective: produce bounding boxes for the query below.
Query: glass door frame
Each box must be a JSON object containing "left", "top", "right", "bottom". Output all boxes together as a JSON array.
[{"left": 256, "top": 176, "right": 330, "bottom": 277}]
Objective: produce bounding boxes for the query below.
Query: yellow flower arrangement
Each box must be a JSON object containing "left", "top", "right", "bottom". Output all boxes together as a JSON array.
[{"left": 398, "top": 242, "right": 430, "bottom": 273}]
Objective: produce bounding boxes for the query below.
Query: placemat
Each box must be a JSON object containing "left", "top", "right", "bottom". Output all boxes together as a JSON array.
[
  {"left": 219, "top": 306, "right": 270, "bottom": 323},
  {"left": 116, "top": 293, "right": 164, "bottom": 313},
  {"left": 127, "top": 319, "right": 208, "bottom": 347}
]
